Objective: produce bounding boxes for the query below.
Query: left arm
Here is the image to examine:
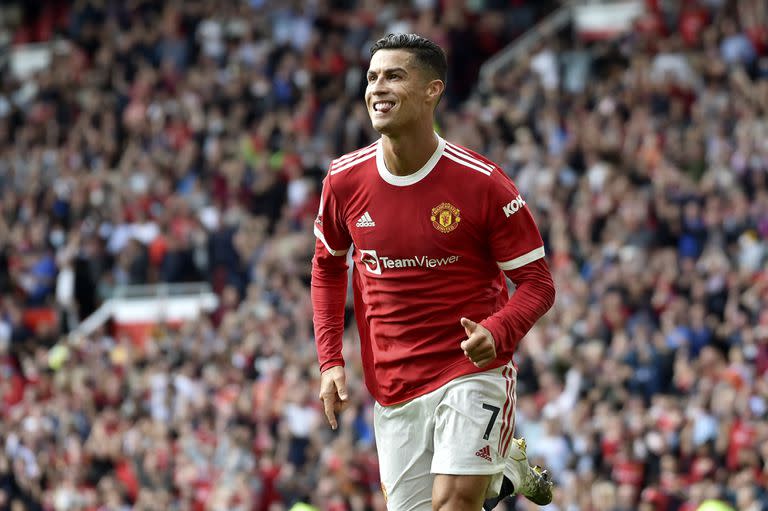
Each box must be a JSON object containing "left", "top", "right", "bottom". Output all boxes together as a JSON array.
[
  {"left": 460, "top": 258, "right": 554, "bottom": 367},
  {"left": 480, "top": 257, "right": 555, "bottom": 355},
  {"left": 460, "top": 170, "right": 555, "bottom": 367}
]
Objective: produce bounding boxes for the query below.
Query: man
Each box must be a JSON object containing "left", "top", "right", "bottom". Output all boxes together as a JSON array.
[{"left": 311, "top": 33, "right": 555, "bottom": 510}]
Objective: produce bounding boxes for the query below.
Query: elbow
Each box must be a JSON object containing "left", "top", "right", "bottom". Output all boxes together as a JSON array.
[
  {"left": 531, "top": 266, "right": 556, "bottom": 314},
  {"left": 540, "top": 264, "right": 556, "bottom": 312},
  {"left": 312, "top": 254, "right": 348, "bottom": 279},
  {"left": 545, "top": 276, "right": 556, "bottom": 312},
  {"left": 539, "top": 258, "right": 556, "bottom": 312}
]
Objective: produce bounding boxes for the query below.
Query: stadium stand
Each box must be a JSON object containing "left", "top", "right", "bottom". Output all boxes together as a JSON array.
[{"left": 0, "top": 0, "right": 767, "bottom": 510}]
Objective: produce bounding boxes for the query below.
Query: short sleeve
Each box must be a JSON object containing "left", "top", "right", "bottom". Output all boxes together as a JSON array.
[
  {"left": 314, "top": 175, "right": 352, "bottom": 256},
  {"left": 486, "top": 172, "right": 545, "bottom": 271}
]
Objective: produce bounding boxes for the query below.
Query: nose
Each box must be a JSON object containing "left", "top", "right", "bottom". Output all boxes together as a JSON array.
[{"left": 368, "top": 76, "right": 388, "bottom": 96}]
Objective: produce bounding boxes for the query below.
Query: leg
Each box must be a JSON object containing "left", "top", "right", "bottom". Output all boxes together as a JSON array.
[
  {"left": 432, "top": 474, "right": 491, "bottom": 511},
  {"left": 374, "top": 399, "right": 435, "bottom": 511},
  {"left": 430, "top": 367, "right": 514, "bottom": 508},
  {"left": 497, "top": 437, "right": 553, "bottom": 505},
  {"left": 482, "top": 366, "right": 553, "bottom": 509}
]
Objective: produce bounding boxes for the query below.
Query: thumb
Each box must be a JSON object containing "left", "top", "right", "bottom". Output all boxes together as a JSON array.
[{"left": 460, "top": 317, "right": 477, "bottom": 334}]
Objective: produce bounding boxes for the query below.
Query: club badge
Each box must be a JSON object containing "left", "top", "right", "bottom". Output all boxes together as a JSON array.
[{"left": 431, "top": 202, "right": 461, "bottom": 233}]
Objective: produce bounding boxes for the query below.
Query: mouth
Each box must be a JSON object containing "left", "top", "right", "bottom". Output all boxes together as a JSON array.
[{"left": 372, "top": 100, "right": 396, "bottom": 114}]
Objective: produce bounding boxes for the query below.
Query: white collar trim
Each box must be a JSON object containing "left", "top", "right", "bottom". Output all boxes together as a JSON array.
[{"left": 376, "top": 134, "right": 445, "bottom": 186}]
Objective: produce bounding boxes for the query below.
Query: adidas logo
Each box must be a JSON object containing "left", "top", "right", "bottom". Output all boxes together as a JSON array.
[
  {"left": 475, "top": 445, "right": 492, "bottom": 462},
  {"left": 355, "top": 211, "right": 376, "bottom": 228}
]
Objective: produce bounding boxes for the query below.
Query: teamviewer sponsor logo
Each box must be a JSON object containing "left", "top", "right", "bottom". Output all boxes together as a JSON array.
[
  {"left": 502, "top": 194, "right": 526, "bottom": 217},
  {"left": 358, "top": 249, "right": 460, "bottom": 275},
  {"left": 380, "top": 255, "right": 460, "bottom": 269}
]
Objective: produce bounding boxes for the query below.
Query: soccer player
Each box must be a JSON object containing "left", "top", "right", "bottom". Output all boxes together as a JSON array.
[{"left": 311, "top": 33, "right": 555, "bottom": 510}]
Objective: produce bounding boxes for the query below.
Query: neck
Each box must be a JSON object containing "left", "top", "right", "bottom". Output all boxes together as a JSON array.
[{"left": 380, "top": 128, "right": 438, "bottom": 176}]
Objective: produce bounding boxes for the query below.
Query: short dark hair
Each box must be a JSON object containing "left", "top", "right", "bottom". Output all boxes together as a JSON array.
[{"left": 370, "top": 33, "right": 447, "bottom": 85}]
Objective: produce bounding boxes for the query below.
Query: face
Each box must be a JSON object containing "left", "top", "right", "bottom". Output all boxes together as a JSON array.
[{"left": 365, "top": 49, "right": 442, "bottom": 135}]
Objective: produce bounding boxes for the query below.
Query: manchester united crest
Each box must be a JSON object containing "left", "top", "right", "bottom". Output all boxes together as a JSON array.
[{"left": 431, "top": 202, "right": 461, "bottom": 233}]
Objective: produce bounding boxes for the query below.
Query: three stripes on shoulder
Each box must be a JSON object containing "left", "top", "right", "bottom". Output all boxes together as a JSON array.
[{"left": 329, "top": 141, "right": 496, "bottom": 177}]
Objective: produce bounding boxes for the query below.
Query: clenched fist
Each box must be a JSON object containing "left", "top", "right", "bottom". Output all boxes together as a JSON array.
[{"left": 459, "top": 317, "right": 497, "bottom": 368}]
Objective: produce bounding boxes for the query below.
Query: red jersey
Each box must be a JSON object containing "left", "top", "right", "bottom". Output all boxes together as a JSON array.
[{"left": 312, "top": 136, "right": 551, "bottom": 405}]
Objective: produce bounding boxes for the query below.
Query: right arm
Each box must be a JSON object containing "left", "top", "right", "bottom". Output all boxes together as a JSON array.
[
  {"left": 310, "top": 175, "right": 352, "bottom": 429},
  {"left": 311, "top": 239, "right": 347, "bottom": 373}
]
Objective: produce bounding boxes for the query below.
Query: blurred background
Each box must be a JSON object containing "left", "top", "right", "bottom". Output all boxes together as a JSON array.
[{"left": 0, "top": 0, "right": 767, "bottom": 510}]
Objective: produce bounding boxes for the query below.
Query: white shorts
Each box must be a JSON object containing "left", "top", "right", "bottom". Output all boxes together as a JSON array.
[{"left": 374, "top": 363, "right": 517, "bottom": 511}]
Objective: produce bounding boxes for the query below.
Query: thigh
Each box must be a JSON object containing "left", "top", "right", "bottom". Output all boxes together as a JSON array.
[
  {"left": 374, "top": 399, "right": 435, "bottom": 511},
  {"left": 431, "top": 364, "right": 517, "bottom": 499}
]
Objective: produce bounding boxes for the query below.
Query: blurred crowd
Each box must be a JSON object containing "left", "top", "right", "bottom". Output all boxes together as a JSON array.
[
  {"left": 490, "top": 1, "right": 768, "bottom": 510},
  {"left": 1, "top": 0, "right": 767, "bottom": 510},
  {"left": 0, "top": 0, "right": 550, "bottom": 510}
]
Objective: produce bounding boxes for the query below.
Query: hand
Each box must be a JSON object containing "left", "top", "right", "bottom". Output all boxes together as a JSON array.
[
  {"left": 319, "top": 365, "right": 350, "bottom": 430},
  {"left": 460, "top": 317, "right": 497, "bottom": 368}
]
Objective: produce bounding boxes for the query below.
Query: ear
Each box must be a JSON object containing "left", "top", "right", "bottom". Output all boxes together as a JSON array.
[{"left": 425, "top": 79, "right": 445, "bottom": 105}]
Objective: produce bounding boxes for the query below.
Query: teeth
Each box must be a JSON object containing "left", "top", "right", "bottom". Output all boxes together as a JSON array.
[{"left": 374, "top": 102, "right": 394, "bottom": 111}]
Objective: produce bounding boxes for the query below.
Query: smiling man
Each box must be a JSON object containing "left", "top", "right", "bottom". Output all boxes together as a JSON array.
[{"left": 311, "top": 33, "right": 555, "bottom": 510}]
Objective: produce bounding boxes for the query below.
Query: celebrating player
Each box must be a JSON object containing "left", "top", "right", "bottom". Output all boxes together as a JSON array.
[{"left": 311, "top": 33, "right": 555, "bottom": 510}]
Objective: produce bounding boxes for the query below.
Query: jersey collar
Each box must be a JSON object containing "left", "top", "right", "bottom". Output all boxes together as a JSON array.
[{"left": 375, "top": 133, "right": 445, "bottom": 187}]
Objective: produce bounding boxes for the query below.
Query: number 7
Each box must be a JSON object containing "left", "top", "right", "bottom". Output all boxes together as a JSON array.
[{"left": 482, "top": 403, "right": 500, "bottom": 440}]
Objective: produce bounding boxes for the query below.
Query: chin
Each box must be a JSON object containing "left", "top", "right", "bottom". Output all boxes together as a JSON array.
[
  {"left": 370, "top": 120, "right": 390, "bottom": 134},
  {"left": 370, "top": 118, "right": 399, "bottom": 136}
]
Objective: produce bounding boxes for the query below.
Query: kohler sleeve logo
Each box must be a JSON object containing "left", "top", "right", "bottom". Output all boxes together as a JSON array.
[{"left": 502, "top": 195, "right": 526, "bottom": 217}]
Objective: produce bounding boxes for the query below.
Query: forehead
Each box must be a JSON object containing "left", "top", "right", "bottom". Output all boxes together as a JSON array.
[{"left": 367, "top": 49, "right": 414, "bottom": 73}]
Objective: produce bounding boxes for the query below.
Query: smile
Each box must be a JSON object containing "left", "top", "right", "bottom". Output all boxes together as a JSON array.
[{"left": 373, "top": 101, "right": 395, "bottom": 113}]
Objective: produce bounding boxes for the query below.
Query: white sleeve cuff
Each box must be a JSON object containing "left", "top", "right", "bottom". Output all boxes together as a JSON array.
[
  {"left": 314, "top": 225, "right": 349, "bottom": 256},
  {"left": 497, "top": 246, "right": 545, "bottom": 271}
]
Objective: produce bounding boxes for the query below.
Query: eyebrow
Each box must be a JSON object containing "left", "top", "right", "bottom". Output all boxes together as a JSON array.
[{"left": 367, "top": 67, "right": 409, "bottom": 76}]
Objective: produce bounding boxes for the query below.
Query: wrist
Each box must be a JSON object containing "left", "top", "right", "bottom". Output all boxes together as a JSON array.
[
  {"left": 480, "top": 316, "right": 504, "bottom": 352},
  {"left": 319, "top": 360, "right": 345, "bottom": 373}
]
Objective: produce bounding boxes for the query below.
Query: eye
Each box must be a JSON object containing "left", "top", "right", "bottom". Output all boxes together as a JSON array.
[{"left": 367, "top": 74, "right": 376, "bottom": 83}]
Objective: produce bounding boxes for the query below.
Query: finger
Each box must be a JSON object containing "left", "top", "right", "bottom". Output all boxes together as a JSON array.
[
  {"left": 334, "top": 400, "right": 351, "bottom": 414},
  {"left": 470, "top": 343, "right": 495, "bottom": 358},
  {"left": 470, "top": 354, "right": 493, "bottom": 367},
  {"left": 322, "top": 394, "right": 338, "bottom": 430},
  {"left": 462, "top": 341, "right": 481, "bottom": 356},
  {"left": 334, "top": 374, "right": 349, "bottom": 402},
  {"left": 467, "top": 348, "right": 495, "bottom": 365},
  {"left": 464, "top": 340, "right": 494, "bottom": 359},
  {"left": 460, "top": 317, "right": 478, "bottom": 334},
  {"left": 460, "top": 333, "right": 485, "bottom": 352},
  {"left": 473, "top": 356, "right": 495, "bottom": 368}
]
